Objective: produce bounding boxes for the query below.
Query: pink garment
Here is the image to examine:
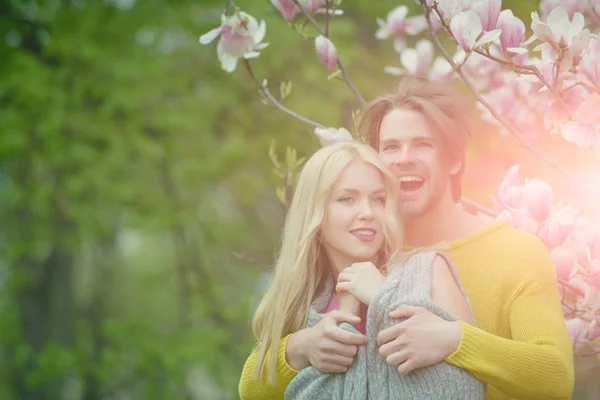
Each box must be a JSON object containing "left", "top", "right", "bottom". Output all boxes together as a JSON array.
[{"left": 322, "top": 293, "right": 368, "bottom": 335}]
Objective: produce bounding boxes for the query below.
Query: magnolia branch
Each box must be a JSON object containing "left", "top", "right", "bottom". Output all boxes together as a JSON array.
[
  {"left": 429, "top": 5, "right": 573, "bottom": 120},
  {"left": 243, "top": 59, "right": 325, "bottom": 129},
  {"left": 291, "top": 0, "right": 366, "bottom": 106},
  {"left": 422, "top": 6, "right": 600, "bottom": 201}
]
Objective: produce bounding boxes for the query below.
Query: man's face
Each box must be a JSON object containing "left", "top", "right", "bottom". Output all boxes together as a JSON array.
[{"left": 377, "top": 108, "right": 457, "bottom": 221}]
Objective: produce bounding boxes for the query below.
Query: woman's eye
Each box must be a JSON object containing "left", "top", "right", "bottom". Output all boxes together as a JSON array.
[
  {"left": 383, "top": 145, "right": 397, "bottom": 151},
  {"left": 373, "top": 197, "right": 386, "bottom": 205},
  {"left": 416, "top": 141, "right": 432, "bottom": 148},
  {"left": 338, "top": 196, "right": 353, "bottom": 203}
]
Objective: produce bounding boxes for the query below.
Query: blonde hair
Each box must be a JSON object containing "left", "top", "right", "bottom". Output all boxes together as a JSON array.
[
  {"left": 252, "top": 141, "right": 404, "bottom": 384},
  {"left": 358, "top": 76, "right": 474, "bottom": 202}
]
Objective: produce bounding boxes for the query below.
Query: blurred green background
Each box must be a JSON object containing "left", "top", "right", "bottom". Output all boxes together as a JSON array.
[{"left": 2, "top": 0, "right": 599, "bottom": 399}]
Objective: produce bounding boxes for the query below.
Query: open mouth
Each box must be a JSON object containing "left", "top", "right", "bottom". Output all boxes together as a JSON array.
[{"left": 399, "top": 176, "right": 425, "bottom": 192}]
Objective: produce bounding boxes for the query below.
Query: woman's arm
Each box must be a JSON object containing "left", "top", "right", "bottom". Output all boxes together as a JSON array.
[{"left": 429, "top": 255, "right": 475, "bottom": 325}]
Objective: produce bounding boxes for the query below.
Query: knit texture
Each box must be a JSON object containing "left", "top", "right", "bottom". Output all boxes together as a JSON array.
[
  {"left": 284, "top": 251, "right": 486, "bottom": 400},
  {"left": 238, "top": 222, "right": 575, "bottom": 400}
]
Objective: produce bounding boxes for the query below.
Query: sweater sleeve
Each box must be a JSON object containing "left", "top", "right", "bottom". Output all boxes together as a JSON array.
[
  {"left": 445, "top": 252, "right": 574, "bottom": 400},
  {"left": 238, "top": 335, "right": 299, "bottom": 400},
  {"left": 284, "top": 322, "right": 367, "bottom": 400}
]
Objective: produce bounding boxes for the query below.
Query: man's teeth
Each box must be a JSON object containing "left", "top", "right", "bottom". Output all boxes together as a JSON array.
[
  {"left": 399, "top": 176, "right": 424, "bottom": 182},
  {"left": 353, "top": 231, "right": 374, "bottom": 236}
]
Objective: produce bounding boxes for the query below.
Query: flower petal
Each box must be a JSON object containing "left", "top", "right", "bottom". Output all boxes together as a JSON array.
[
  {"left": 254, "top": 20, "right": 267, "bottom": 44},
  {"left": 199, "top": 26, "right": 222, "bottom": 45}
]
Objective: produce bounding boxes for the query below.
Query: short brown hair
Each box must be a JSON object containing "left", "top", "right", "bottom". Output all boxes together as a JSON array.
[{"left": 358, "top": 76, "right": 474, "bottom": 202}]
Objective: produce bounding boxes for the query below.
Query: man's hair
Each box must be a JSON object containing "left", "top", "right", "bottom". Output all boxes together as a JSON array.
[{"left": 357, "top": 76, "right": 475, "bottom": 202}]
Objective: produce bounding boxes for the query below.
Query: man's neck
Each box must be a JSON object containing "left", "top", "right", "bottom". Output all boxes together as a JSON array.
[{"left": 405, "top": 196, "right": 492, "bottom": 247}]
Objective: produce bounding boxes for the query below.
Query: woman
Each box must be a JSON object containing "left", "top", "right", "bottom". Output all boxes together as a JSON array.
[{"left": 245, "top": 141, "right": 485, "bottom": 399}]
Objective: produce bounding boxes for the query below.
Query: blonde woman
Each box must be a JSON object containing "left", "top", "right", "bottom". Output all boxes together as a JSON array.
[{"left": 242, "top": 141, "right": 485, "bottom": 399}]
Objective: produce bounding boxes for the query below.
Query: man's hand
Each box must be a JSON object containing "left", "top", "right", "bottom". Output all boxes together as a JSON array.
[
  {"left": 286, "top": 310, "right": 367, "bottom": 373},
  {"left": 377, "top": 305, "right": 462, "bottom": 375},
  {"left": 336, "top": 262, "right": 385, "bottom": 305}
]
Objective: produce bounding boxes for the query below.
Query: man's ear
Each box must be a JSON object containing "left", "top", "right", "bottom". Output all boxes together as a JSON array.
[{"left": 448, "top": 157, "right": 463, "bottom": 176}]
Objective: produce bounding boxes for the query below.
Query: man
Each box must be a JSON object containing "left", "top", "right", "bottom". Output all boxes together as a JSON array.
[{"left": 239, "top": 77, "right": 574, "bottom": 400}]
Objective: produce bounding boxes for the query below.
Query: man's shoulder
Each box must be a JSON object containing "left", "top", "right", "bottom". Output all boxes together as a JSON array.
[{"left": 476, "top": 223, "right": 555, "bottom": 274}]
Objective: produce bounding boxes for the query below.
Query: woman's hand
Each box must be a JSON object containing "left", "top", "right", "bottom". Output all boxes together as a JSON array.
[{"left": 336, "top": 262, "right": 385, "bottom": 305}]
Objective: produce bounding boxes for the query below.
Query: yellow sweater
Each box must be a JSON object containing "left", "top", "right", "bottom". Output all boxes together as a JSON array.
[{"left": 239, "top": 221, "right": 575, "bottom": 400}]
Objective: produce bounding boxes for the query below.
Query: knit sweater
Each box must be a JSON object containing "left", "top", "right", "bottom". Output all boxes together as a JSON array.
[
  {"left": 284, "top": 251, "right": 486, "bottom": 400},
  {"left": 239, "top": 221, "right": 575, "bottom": 400}
]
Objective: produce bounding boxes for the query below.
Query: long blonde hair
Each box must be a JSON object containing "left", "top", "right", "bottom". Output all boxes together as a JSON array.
[{"left": 252, "top": 141, "right": 404, "bottom": 384}]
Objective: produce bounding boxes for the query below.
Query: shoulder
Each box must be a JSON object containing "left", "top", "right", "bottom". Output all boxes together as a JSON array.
[
  {"left": 429, "top": 253, "right": 474, "bottom": 323},
  {"left": 487, "top": 224, "right": 556, "bottom": 279}
]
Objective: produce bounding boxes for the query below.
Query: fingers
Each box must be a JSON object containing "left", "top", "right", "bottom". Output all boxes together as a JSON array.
[
  {"left": 397, "top": 360, "right": 417, "bottom": 375},
  {"left": 377, "top": 323, "right": 403, "bottom": 346},
  {"left": 328, "top": 327, "right": 367, "bottom": 346},
  {"left": 335, "top": 282, "right": 352, "bottom": 293},
  {"left": 315, "top": 362, "right": 349, "bottom": 373},
  {"left": 328, "top": 310, "right": 361, "bottom": 326},
  {"left": 388, "top": 305, "right": 421, "bottom": 319},
  {"left": 337, "top": 272, "right": 353, "bottom": 283},
  {"left": 384, "top": 349, "right": 409, "bottom": 367}
]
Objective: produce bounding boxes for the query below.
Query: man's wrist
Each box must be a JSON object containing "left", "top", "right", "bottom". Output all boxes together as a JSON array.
[{"left": 286, "top": 330, "right": 310, "bottom": 371}]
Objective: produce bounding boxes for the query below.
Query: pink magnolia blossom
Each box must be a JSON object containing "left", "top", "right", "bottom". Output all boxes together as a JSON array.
[
  {"left": 271, "top": 0, "right": 339, "bottom": 22},
  {"left": 528, "top": 7, "right": 585, "bottom": 51},
  {"left": 538, "top": 204, "right": 578, "bottom": 248},
  {"left": 376, "top": 6, "right": 429, "bottom": 52},
  {"left": 566, "top": 317, "right": 589, "bottom": 346},
  {"left": 560, "top": 94, "right": 600, "bottom": 149},
  {"left": 450, "top": 10, "right": 501, "bottom": 52},
  {"left": 522, "top": 179, "right": 553, "bottom": 221},
  {"left": 539, "top": 0, "right": 587, "bottom": 20},
  {"left": 497, "top": 208, "right": 539, "bottom": 234},
  {"left": 200, "top": 12, "right": 268, "bottom": 72},
  {"left": 551, "top": 246, "right": 577, "bottom": 281},
  {"left": 384, "top": 39, "right": 434, "bottom": 76},
  {"left": 496, "top": 9, "right": 526, "bottom": 54},
  {"left": 471, "top": 0, "right": 502, "bottom": 32},
  {"left": 497, "top": 165, "right": 523, "bottom": 208},
  {"left": 314, "top": 126, "right": 354, "bottom": 146},
  {"left": 578, "top": 36, "right": 600, "bottom": 92},
  {"left": 314, "top": 36, "right": 338, "bottom": 72}
]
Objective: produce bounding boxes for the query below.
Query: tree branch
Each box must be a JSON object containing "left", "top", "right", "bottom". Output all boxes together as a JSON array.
[
  {"left": 291, "top": 0, "right": 366, "bottom": 106},
  {"left": 243, "top": 59, "right": 325, "bottom": 129},
  {"left": 422, "top": 5, "right": 600, "bottom": 201}
]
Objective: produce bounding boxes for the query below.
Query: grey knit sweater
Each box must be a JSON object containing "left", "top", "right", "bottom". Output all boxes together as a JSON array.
[{"left": 284, "top": 251, "right": 486, "bottom": 400}]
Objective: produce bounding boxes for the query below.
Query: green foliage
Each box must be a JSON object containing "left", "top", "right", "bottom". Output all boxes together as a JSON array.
[{"left": 0, "top": 0, "right": 560, "bottom": 399}]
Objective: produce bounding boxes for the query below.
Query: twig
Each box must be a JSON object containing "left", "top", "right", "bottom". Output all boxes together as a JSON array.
[
  {"left": 325, "top": 0, "right": 331, "bottom": 37},
  {"left": 422, "top": 5, "right": 600, "bottom": 200},
  {"left": 243, "top": 59, "right": 325, "bottom": 129},
  {"left": 291, "top": 0, "right": 366, "bottom": 105},
  {"left": 558, "top": 279, "right": 585, "bottom": 297}
]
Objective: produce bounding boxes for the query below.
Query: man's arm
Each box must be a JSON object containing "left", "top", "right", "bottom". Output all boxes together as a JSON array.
[
  {"left": 239, "top": 312, "right": 366, "bottom": 400},
  {"left": 238, "top": 335, "right": 299, "bottom": 400},
  {"left": 445, "top": 260, "right": 574, "bottom": 400}
]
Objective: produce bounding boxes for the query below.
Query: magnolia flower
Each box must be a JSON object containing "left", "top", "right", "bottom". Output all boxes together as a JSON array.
[
  {"left": 560, "top": 94, "right": 600, "bottom": 148},
  {"left": 551, "top": 246, "right": 577, "bottom": 281},
  {"left": 200, "top": 12, "right": 268, "bottom": 72},
  {"left": 566, "top": 317, "right": 589, "bottom": 346},
  {"left": 376, "top": 6, "right": 428, "bottom": 52},
  {"left": 496, "top": 9, "right": 527, "bottom": 54},
  {"left": 450, "top": 10, "right": 501, "bottom": 52},
  {"left": 577, "top": 36, "right": 600, "bottom": 91},
  {"left": 497, "top": 165, "right": 523, "bottom": 208},
  {"left": 539, "top": 0, "right": 586, "bottom": 20},
  {"left": 384, "top": 39, "right": 434, "bottom": 76},
  {"left": 314, "top": 36, "right": 338, "bottom": 72},
  {"left": 538, "top": 204, "right": 578, "bottom": 248},
  {"left": 314, "top": 127, "right": 354, "bottom": 146},
  {"left": 522, "top": 179, "right": 553, "bottom": 221},
  {"left": 471, "top": 0, "right": 501, "bottom": 32},
  {"left": 496, "top": 207, "right": 539, "bottom": 234},
  {"left": 271, "top": 0, "right": 336, "bottom": 22},
  {"left": 528, "top": 7, "right": 585, "bottom": 50}
]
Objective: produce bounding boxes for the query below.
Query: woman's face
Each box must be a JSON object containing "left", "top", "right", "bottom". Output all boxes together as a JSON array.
[{"left": 320, "top": 159, "right": 387, "bottom": 273}]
